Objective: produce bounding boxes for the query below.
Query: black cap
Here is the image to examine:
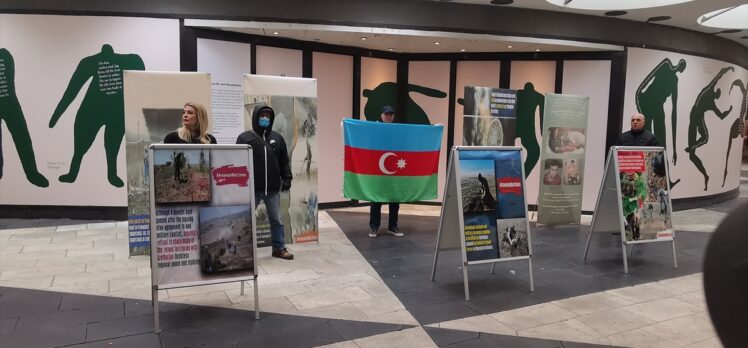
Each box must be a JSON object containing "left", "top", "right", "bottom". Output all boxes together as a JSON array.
[{"left": 381, "top": 105, "right": 395, "bottom": 114}]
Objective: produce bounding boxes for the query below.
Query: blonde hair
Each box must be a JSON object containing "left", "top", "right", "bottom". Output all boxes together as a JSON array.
[{"left": 177, "top": 102, "right": 211, "bottom": 143}]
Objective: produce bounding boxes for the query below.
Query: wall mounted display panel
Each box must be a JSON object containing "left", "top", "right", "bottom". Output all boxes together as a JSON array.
[
  {"left": 197, "top": 38, "right": 252, "bottom": 144},
  {"left": 562, "top": 60, "right": 612, "bottom": 211},
  {"left": 360, "top": 57, "right": 397, "bottom": 122},
  {"left": 455, "top": 61, "right": 501, "bottom": 148},
  {"left": 409, "top": 60, "right": 450, "bottom": 201},
  {"left": 0, "top": 14, "right": 180, "bottom": 206},
  {"left": 256, "top": 46, "right": 302, "bottom": 78},
  {"left": 623, "top": 47, "right": 748, "bottom": 199},
  {"left": 313, "top": 51, "right": 353, "bottom": 203},
  {"left": 509, "top": 61, "right": 557, "bottom": 206}
]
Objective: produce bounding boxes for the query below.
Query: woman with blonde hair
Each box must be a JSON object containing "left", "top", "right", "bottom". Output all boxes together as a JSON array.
[{"left": 163, "top": 102, "right": 217, "bottom": 144}]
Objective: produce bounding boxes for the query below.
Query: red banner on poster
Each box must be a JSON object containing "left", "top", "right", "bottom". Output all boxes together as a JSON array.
[{"left": 617, "top": 151, "right": 645, "bottom": 172}]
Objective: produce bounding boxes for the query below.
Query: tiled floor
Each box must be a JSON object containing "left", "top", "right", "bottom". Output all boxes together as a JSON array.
[{"left": 0, "top": 167, "right": 745, "bottom": 347}]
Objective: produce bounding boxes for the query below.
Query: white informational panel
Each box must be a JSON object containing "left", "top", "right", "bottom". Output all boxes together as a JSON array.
[
  {"left": 623, "top": 47, "right": 748, "bottom": 199},
  {"left": 197, "top": 38, "right": 252, "bottom": 144},
  {"left": 148, "top": 144, "right": 258, "bottom": 331},
  {"left": 432, "top": 146, "right": 534, "bottom": 300},
  {"left": 584, "top": 146, "right": 678, "bottom": 274},
  {"left": 0, "top": 14, "right": 179, "bottom": 206},
  {"left": 123, "top": 71, "right": 212, "bottom": 256},
  {"left": 243, "top": 74, "right": 319, "bottom": 245}
]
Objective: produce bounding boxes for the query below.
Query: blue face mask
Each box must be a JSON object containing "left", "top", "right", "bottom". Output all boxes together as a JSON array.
[{"left": 259, "top": 117, "right": 270, "bottom": 127}]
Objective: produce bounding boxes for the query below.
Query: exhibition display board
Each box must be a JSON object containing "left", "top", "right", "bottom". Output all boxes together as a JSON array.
[
  {"left": 584, "top": 146, "right": 678, "bottom": 274},
  {"left": 431, "top": 146, "right": 534, "bottom": 300},
  {"left": 148, "top": 144, "right": 259, "bottom": 332},
  {"left": 243, "top": 74, "right": 319, "bottom": 246},
  {"left": 537, "top": 93, "right": 590, "bottom": 225}
]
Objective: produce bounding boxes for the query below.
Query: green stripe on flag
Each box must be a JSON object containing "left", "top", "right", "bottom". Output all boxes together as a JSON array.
[{"left": 343, "top": 172, "right": 438, "bottom": 202}]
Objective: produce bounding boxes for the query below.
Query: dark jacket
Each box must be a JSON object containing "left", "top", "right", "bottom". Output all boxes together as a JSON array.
[
  {"left": 236, "top": 106, "right": 292, "bottom": 195},
  {"left": 618, "top": 129, "right": 658, "bottom": 147},
  {"left": 163, "top": 131, "right": 217, "bottom": 144}
]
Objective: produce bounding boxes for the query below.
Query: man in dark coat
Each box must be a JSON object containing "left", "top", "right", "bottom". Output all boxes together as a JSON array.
[{"left": 236, "top": 106, "right": 294, "bottom": 260}]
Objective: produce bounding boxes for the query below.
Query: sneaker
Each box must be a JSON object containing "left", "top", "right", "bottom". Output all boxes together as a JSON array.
[
  {"left": 386, "top": 227, "right": 404, "bottom": 237},
  {"left": 368, "top": 228, "right": 378, "bottom": 238},
  {"left": 272, "top": 248, "right": 294, "bottom": 260}
]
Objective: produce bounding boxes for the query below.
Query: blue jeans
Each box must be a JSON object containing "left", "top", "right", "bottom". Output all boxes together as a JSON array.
[
  {"left": 369, "top": 202, "right": 399, "bottom": 231},
  {"left": 256, "top": 192, "right": 286, "bottom": 251}
]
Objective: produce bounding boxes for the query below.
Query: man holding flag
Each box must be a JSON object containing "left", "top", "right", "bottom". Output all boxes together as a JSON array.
[{"left": 343, "top": 105, "right": 444, "bottom": 239}]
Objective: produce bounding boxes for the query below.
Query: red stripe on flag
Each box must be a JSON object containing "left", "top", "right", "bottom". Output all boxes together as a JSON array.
[{"left": 345, "top": 146, "right": 439, "bottom": 176}]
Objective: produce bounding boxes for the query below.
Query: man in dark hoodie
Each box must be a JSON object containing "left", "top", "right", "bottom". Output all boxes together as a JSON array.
[{"left": 236, "top": 106, "right": 294, "bottom": 260}]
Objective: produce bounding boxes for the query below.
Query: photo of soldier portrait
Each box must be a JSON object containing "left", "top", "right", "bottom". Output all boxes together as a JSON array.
[
  {"left": 153, "top": 149, "right": 211, "bottom": 204},
  {"left": 199, "top": 205, "right": 254, "bottom": 274},
  {"left": 563, "top": 159, "right": 583, "bottom": 185},
  {"left": 547, "top": 127, "right": 586, "bottom": 155},
  {"left": 542, "top": 159, "right": 563, "bottom": 186}
]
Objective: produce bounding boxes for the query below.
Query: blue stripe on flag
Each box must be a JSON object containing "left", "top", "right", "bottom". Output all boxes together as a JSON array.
[{"left": 343, "top": 119, "right": 443, "bottom": 152}]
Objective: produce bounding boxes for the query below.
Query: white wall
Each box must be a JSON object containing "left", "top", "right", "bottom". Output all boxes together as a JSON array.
[
  {"left": 623, "top": 47, "right": 748, "bottom": 199},
  {"left": 0, "top": 14, "right": 180, "bottom": 206}
]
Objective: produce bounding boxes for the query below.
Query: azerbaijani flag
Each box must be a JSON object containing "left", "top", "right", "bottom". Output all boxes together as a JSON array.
[{"left": 343, "top": 119, "right": 444, "bottom": 202}]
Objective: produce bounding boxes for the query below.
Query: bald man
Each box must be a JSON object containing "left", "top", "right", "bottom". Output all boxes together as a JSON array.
[{"left": 618, "top": 113, "right": 658, "bottom": 146}]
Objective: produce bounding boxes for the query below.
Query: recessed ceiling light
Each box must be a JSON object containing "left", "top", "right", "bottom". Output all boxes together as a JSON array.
[
  {"left": 699, "top": 5, "right": 748, "bottom": 29},
  {"left": 535, "top": 49, "right": 541, "bottom": 52},
  {"left": 273, "top": 31, "right": 279, "bottom": 35},
  {"left": 361, "top": 37, "right": 367, "bottom": 41},
  {"left": 605, "top": 10, "right": 628, "bottom": 16},
  {"left": 490, "top": 0, "right": 514, "bottom": 4},
  {"left": 647, "top": 16, "right": 672, "bottom": 22},
  {"left": 434, "top": 42, "right": 440, "bottom": 45},
  {"left": 388, "top": 48, "right": 394, "bottom": 51},
  {"left": 545, "top": 0, "right": 692, "bottom": 10},
  {"left": 460, "top": 49, "right": 466, "bottom": 52},
  {"left": 506, "top": 45, "right": 513, "bottom": 48}
]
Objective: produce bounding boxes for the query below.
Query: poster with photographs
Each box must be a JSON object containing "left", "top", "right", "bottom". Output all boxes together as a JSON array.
[
  {"left": 124, "top": 71, "right": 212, "bottom": 255},
  {"left": 463, "top": 86, "right": 517, "bottom": 146},
  {"left": 244, "top": 75, "right": 319, "bottom": 247},
  {"left": 617, "top": 150, "right": 673, "bottom": 242},
  {"left": 537, "top": 94, "right": 589, "bottom": 225},
  {"left": 457, "top": 149, "right": 529, "bottom": 261},
  {"left": 149, "top": 145, "right": 255, "bottom": 288},
  {"left": 153, "top": 149, "right": 211, "bottom": 204}
]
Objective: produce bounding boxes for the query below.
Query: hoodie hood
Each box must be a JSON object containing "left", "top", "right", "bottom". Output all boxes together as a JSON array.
[{"left": 252, "top": 105, "right": 275, "bottom": 135}]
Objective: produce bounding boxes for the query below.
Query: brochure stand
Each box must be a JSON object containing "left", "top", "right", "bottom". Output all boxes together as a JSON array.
[
  {"left": 583, "top": 146, "right": 678, "bottom": 274},
  {"left": 432, "top": 146, "right": 534, "bottom": 300}
]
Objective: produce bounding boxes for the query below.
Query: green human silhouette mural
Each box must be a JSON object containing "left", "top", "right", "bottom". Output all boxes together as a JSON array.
[
  {"left": 516, "top": 82, "right": 545, "bottom": 177},
  {"left": 0, "top": 48, "right": 49, "bottom": 187},
  {"left": 723, "top": 79, "right": 746, "bottom": 187},
  {"left": 362, "top": 82, "right": 447, "bottom": 124},
  {"left": 636, "top": 58, "right": 687, "bottom": 189},
  {"left": 685, "top": 67, "right": 734, "bottom": 191},
  {"left": 49, "top": 44, "right": 144, "bottom": 188}
]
